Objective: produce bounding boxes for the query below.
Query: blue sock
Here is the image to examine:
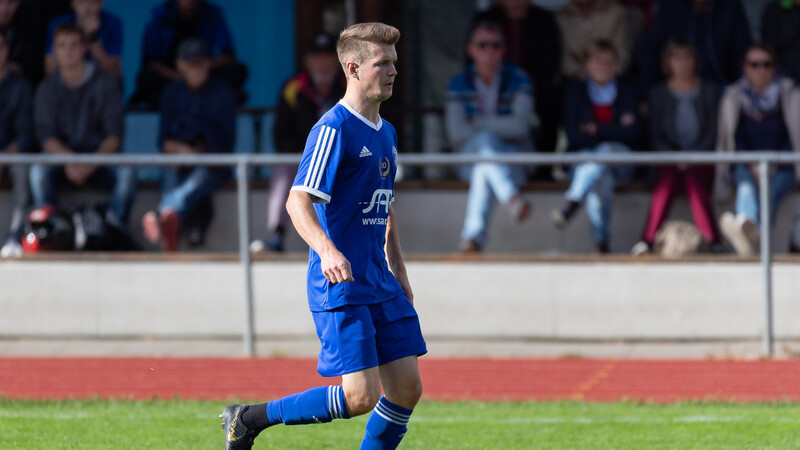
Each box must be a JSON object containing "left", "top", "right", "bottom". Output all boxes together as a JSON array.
[
  {"left": 360, "top": 396, "right": 413, "bottom": 450},
  {"left": 266, "top": 385, "right": 349, "bottom": 426}
]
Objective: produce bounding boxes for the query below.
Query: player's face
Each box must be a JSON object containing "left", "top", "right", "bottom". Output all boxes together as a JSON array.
[
  {"left": 53, "top": 33, "right": 86, "bottom": 69},
  {"left": 358, "top": 43, "right": 397, "bottom": 103}
]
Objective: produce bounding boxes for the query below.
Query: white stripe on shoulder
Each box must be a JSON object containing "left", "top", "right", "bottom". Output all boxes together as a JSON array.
[
  {"left": 307, "top": 126, "right": 332, "bottom": 188},
  {"left": 303, "top": 126, "right": 327, "bottom": 187},
  {"left": 312, "top": 128, "right": 336, "bottom": 190}
]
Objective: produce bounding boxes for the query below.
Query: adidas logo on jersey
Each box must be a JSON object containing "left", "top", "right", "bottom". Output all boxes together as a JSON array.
[{"left": 359, "top": 146, "right": 373, "bottom": 158}]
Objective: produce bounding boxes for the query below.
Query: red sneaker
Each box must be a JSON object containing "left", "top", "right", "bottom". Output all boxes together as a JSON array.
[
  {"left": 142, "top": 211, "right": 160, "bottom": 244},
  {"left": 159, "top": 209, "right": 180, "bottom": 252}
]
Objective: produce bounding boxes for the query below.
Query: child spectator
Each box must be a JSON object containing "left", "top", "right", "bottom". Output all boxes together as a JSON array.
[
  {"left": 551, "top": 40, "right": 640, "bottom": 253},
  {"left": 0, "top": 31, "right": 32, "bottom": 258},
  {"left": 715, "top": 44, "right": 800, "bottom": 256},
  {"left": 130, "top": 0, "right": 247, "bottom": 109},
  {"left": 45, "top": 0, "right": 122, "bottom": 78},
  {"left": 631, "top": 39, "right": 722, "bottom": 256},
  {"left": 142, "top": 38, "right": 235, "bottom": 252},
  {"left": 557, "top": 0, "right": 632, "bottom": 80},
  {"left": 761, "top": 0, "right": 800, "bottom": 84},
  {"left": 445, "top": 17, "right": 534, "bottom": 253},
  {"left": 250, "top": 33, "right": 345, "bottom": 254},
  {"left": 30, "top": 24, "right": 135, "bottom": 229}
]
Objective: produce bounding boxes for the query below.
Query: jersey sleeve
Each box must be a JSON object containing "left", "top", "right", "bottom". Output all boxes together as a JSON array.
[{"left": 290, "top": 124, "right": 343, "bottom": 203}]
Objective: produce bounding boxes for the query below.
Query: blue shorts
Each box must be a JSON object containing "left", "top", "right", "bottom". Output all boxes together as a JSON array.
[{"left": 311, "top": 295, "right": 427, "bottom": 377}]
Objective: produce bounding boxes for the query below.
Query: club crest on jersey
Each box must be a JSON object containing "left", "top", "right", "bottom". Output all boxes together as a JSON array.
[
  {"left": 359, "top": 146, "right": 372, "bottom": 158},
  {"left": 380, "top": 156, "right": 391, "bottom": 179}
]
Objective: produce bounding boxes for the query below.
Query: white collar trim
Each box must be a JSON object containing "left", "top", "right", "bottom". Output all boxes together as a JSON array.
[{"left": 338, "top": 100, "right": 382, "bottom": 131}]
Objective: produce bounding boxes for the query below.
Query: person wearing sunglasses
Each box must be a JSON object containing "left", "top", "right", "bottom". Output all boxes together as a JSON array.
[
  {"left": 445, "top": 16, "right": 535, "bottom": 254},
  {"left": 715, "top": 44, "right": 800, "bottom": 256}
]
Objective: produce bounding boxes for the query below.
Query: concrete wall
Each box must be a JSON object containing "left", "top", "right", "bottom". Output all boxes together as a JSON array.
[{"left": 2, "top": 259, "right": 799, "bottom": 340}]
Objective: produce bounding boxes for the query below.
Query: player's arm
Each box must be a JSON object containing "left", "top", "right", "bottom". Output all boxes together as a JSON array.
[
  {"left": 385, "top": 206, "right": 414, "bottom": 304},
  {"left": 286, "top": 190, "right": 354, "bottom": 284}
]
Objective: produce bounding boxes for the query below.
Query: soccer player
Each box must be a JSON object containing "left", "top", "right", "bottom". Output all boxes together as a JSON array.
[{"left": 220, "top": 22, "right": 426, "bottom": 450}]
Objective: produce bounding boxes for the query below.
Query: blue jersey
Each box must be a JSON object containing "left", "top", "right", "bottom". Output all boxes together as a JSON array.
[{"left": 291, "top": 100, "right": 404, "bottom": 312}]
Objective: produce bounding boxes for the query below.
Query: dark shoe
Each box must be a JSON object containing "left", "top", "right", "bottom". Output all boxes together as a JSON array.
[
  {"left": 220, "top": 404, "right": 260, "bottom": 450},
  {"left": 595, "top": 242, "right": 610, "bottom": 254},
  {"left": 507, "top": 195, "right": 532, "bottom": 223},
  {"left": 186, "top": 225, "right": 205, "bottom": 248},
  {"left": 460, "top": 238, "right": 481, "bottom": 254},
  {"left": 551, "top": 200, "right": 579, "bottom": 230}
]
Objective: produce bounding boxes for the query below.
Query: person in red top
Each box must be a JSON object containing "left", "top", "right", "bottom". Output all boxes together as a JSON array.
[{"left": 552, "top": 40, "right": 641, "bottom": 253}]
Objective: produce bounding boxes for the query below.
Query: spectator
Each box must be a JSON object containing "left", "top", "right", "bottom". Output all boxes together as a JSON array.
[
  {"left": 446, "top": 17, "right": 534, "bottom": 254},
  {"left": 250, "top": 33, "right": 345, "bottom": 254},
  {"left": 0, "top": 31, "right": 32, "bottom": 258},
  {"left": 551, "top": 40, "right": 640, "bottom": 253},
  {"left": 642, "top": 0, "right": 752, "bottom": 87},
  {"left": 631, "top": 39, "right": 722, "bottom": 256},
  {"left": 30, "top": 25, "right": 135, "bottom": 229},
  {"left": 482, "top": 0, "right": 562, "bottom": 155},
  {"left": 556, "top": 0, "right": 632, "bottom": 80},
  {"left": 0, "top": 0, "right": 71, "bottom": 84},
  {"left": 715, "top": 44, "right": 800, "bottom": 257},
  {"left": 45, "top": 0, "right": 122, "bottom": 78},
  {"left": 761, "top": 0, "right": 800, "bottom": 84},
  {"left": 142, "top": 38, "right": 235, "bottom": 252},
  {"left": 130, "top": 0, "right": 247, "bottom": 110}
]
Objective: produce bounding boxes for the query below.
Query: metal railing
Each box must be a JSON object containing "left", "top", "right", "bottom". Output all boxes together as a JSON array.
[{"left": 1, "top": 150, "right": 797, "bottom": 357}]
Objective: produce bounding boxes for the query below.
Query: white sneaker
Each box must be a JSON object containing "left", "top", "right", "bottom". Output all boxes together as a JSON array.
[
  {"left": 1, "top": 240, "right": 23, "bottom": 258},
  {"left": 719, "top": 212, "right": 756, "bottom": 257},
  {"left": 630, "top": 241, "right": 651, "bottom": 256}
]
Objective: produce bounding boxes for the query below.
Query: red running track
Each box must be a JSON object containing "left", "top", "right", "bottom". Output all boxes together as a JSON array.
[{"left": 1, "top": 357, "right": 799, "bottom": 403}]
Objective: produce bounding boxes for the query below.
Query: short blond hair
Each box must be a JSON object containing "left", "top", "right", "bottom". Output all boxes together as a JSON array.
[{"left": 337, "top": 22, "right": 400, "bottom": 71}]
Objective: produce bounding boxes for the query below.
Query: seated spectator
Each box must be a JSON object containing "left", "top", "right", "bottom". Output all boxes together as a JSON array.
[
  {"left": 556, "top": 0, "right": 632, "bottom": 80},
  {"left": 130, "top": 0, "right": 247, "bottom": 110},
  {"left": 0, "top": 31, "right": 32, "bottom": 258},
  {"left": 250, "top": 33, "right": 345, "bottom": 254},
  {"left": 445, "top": 17, "right": 534, "bottom": 254},
  {"left": 551, "top": 40, "right": 640, "bottom": 253},
  {"left": 0, "top": 0, "right": 71, "bottom": 84},
  {"left": 631, "top": 39, "right": 722, "bottom": 256},
  {"left": 45, "top": 0, "right": 122, "bottom": 78},
  {"left": 761, "top": 0, "right": 800, "bottom": 84},
  {"left": 142, "top": 38, "right": 235, "bottom": 252},
  {"left": 482, "top": 0, "right": 562, "bottom": 155},
  {"left": 642, "top": 0, "right": 752, "bottom": 87},
  {"left": 30, "top": 25, "right": 135, "bottom": 230},
  {"left": 715, "top": 44, "right": 800, "bottom": 257}
]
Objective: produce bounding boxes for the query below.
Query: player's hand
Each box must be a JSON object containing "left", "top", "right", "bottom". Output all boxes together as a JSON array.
[{"left": 321, "top": 250, "right": 354, "bottom": 284}]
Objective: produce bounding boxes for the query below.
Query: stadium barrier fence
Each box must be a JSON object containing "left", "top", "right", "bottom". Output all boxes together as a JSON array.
[{"left": 1, "top": 150, "right": 796, "bottom": 358}]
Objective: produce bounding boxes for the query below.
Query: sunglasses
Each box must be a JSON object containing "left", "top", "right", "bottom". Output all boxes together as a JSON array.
[
  {"left": 746, "top": 60, "right": 774, "bottom": 69},
  {"left": 474, "top": 41, "right": 503, "bottom": 50}
]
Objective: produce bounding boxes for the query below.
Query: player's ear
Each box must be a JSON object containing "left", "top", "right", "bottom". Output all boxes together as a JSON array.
[{"left": 346, "top": 61, "right": 359, "bottom": 80}]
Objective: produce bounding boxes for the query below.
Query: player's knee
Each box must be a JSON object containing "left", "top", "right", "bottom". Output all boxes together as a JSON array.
[
  {"left": 403, "top": 378, "right": 424, "bottom": 408},
  {"left": 344, "top": 386, "right": 382, "bottom": 417}
]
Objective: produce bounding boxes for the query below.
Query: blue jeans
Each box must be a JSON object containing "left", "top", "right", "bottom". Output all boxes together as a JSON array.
[
  {"left": 732, "top": 164, "right": 796, "bottom": 226},
  {"left": 564, "top": 142, "right": 632, "bottom": 245},
  {"left": 158, "top": 167, "right": 223, "bottom": 218},
  {"left": 460, "top": 132, "right": 526, "bottom": 244},
  {"left": 29, "top": 164, "right": 137, "bottom": 224}
]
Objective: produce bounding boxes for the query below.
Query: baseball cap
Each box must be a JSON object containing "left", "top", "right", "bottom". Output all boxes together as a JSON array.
[
  {"left": 307, "top": 33, "right": 337, "bottom": 55},
  {"left": 177, "top": 37, "right": 210, "bottom": 61}
]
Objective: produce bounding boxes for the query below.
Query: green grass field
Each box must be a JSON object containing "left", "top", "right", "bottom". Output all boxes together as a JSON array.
[{"left": 1, "top": 399, "right": 799, "bottom": 449}]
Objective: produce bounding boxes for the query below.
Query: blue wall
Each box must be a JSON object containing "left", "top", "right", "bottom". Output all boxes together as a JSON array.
[{"left": 103, "top": 0, "right": 295, "bottom": 107}]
